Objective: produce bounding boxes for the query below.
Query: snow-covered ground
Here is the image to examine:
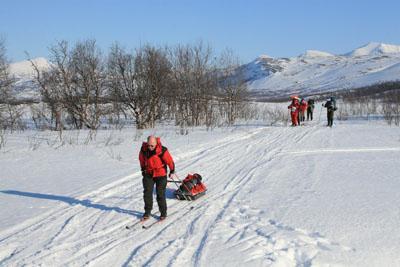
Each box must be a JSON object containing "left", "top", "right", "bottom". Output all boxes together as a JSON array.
[{"left": 1, "top": 118, "right": 400, "bottom": 266}]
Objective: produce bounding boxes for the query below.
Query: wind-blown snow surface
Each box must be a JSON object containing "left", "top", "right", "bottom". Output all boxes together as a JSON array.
[{"left": 1, "top": 120, "right": 400, "bottom": 266}]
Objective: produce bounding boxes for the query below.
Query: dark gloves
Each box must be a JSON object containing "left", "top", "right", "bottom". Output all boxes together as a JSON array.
[
  {"left": 141, "top": 170, "right": 146, "bottom": 177},
  {"left": 169, "top": 170, "right": 175, "bottom": 178}
]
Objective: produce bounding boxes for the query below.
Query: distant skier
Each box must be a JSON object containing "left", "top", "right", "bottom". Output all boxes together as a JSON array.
[
  {"left": 288, "top": 96, "right": 300, "bottom": 126},
  {"left": 139, "top": 136, "right": 175, "bottom": 221},
  {"left": 299, "top": 98, "right": 308, "bottom": 123},
  {"left": 307, "top": 99, "right": 315, "bottom": 120},
  {"left": 323, "top": 97, "right": 337, "bottom": 127}
]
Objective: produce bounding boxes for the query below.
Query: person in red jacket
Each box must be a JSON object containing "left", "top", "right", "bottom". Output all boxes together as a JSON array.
[
  {"left": 299, "top": 98, "right": 308, "bottom": 124},
  {"left": 139, "top": 136, "right": 175, "bottom": 220},
  {"left": 288, "top": 96, "right": 300, "bottom": 126}
]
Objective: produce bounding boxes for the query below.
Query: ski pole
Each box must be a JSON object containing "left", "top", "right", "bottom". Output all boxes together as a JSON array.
[{"left": 318, "top": 103, "right": 323, "bottom": 123}]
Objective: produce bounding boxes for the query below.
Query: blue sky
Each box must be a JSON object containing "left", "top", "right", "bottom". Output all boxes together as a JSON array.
[{"left": 1, "top": 0, "right": 400, "bottom": 63}]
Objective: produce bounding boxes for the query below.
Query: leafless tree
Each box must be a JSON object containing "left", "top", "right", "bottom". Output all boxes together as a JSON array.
[
  {"left": 133, "top": 44, "right": 172, "bottom": 128},
  {"left": 107, "top": 43, "right": 172, "bottom": 129},
  {"left": 169, "top": 42, "right": 219, "bottom": 128},
  {"left": 34, "top": 40, "right": 108, "bottom": 134},
  {"left": 0, "top": 38, "right": 22, "bottom": 131},
  {"left": 169, "top": 44, "right": 193, "bottom": 128},
  {"left": 30, "top": 53, "right": 63, "bottom": 132},
  {"left": 70, "top": 39, "right": 107, "bottom": 131},
  {"left": 217, "top": 49, "right": 249, "bottom": 125},
  {"left": 106, "top": 43, "right": 130, "bottom": 126},
  {"left": 383, "top": 90, "right": 400, "bottom": 126},
  {"left": 26, "top": 39, "right": 257, "bottom": 131}
]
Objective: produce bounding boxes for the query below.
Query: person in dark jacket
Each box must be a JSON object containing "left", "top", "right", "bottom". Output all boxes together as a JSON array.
[
  {"left": 139, "top": 136, "right": 175, "bottom": 220},
  {"left": 323, "top": 97, "right": 337, "bottom": 127},
  {"left": 307, "top": 99, "right": 315, "bottom": 120}
]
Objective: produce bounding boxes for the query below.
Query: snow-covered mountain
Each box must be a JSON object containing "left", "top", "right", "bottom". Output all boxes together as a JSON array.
[
  {"left": 9, "top": 58, "right": 50, "bottom": 100},
  {"left": 242, "top": 42, "right": 400, "bottom": 98},
  {"left": 9, "top": 57, "right": 50, "bottom": 79},
  {"left": 346, "top": 42, "right": 400, "bottom": 57},
  {"left": 8, "top": 42, "right": 400, "bottom": 101}
]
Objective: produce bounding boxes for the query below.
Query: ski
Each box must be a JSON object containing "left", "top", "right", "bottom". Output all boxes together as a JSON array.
[
  {"left": 129, "top": 202, "right": 196, "bottom": 230},
  {"left": 125, "top": 220, "right": 143, "bottom": 230},
  {"left": 125, "top": 216, "right": 151, "bottom": 229},
  {"left": 142, "top": 206, "right": 195, "bottom": 230},
  {"left": 142, "top": 217, "right": 165, "bottom": 229}
]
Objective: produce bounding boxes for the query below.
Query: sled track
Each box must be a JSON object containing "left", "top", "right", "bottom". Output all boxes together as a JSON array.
[
  {"left": 190, "top": 127, "right": 317, "bottom": 266},
  {"left": 113, "top": 127, "right": 321, "bottom": 266},
  {"left": 0, "top": 125, "right": 351, "bottom": 266},
  {"left": 84, "top": 127, "right": 284, "bottom": 265}
]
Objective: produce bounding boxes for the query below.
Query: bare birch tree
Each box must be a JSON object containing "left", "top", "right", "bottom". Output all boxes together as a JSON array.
[
  {"left": 217, "top": 49, "right": 248, "bottom": 125},
  {"left": 0, "top": 38, "right": 21, "bottom": 131}
]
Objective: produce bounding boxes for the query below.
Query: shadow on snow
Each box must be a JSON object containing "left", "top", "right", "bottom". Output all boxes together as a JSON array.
[{"left": 0, "top": 190, "right": 142, "bottom": 217}]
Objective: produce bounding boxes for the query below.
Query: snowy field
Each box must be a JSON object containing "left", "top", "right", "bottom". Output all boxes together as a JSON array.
[{"left": 1, "top": 119, "right": 400, "bottom": 266}]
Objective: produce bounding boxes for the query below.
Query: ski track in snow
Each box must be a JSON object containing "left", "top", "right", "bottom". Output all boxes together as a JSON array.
[
  {"left": 281, "top": 147, "right": 400, "bottom": 155},
  {"left": 0, "top": 125, "right": 359, "bottom": 266}
]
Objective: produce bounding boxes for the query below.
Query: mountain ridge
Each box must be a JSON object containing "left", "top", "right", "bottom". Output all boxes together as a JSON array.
[
  {"left": 8, "top": 42, "right": 400, "bottom": 100},
  {"left": 243, "top": 42, "right": 400, "bottom": 98}
]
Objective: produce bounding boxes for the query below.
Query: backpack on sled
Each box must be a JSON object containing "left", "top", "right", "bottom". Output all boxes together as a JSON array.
[{"left": 171, "top": 173, "right": 207, "bottom": 200}]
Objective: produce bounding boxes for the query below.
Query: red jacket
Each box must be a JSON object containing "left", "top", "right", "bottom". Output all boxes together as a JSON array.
[
  {"left": 288, "top": 100, "right": 300, "bottom": 114},
  {"left": 299, "top": 100, "right": 308, "bottom": 113},
  {"left": 139, "top": 138, "right": 175, "bottom": 178}
]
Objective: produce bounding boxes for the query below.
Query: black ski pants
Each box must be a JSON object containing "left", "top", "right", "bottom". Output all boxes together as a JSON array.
[
  {"left": 307, "top": 108, "right": 313, "bottom": 120},
  {"left": 142, "top": 175, "right": 167, "bottom": 216},
  {"left": 327, "top": 110, "right": 334, "bottom": 127}
]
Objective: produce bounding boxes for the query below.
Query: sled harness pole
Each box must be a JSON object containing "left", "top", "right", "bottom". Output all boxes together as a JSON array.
[
  {"left": 167, "top": 180, "right": 182, "bottom": 183},
  {"left": 169, "top": 173, "right": 192, "bottom": 201}
]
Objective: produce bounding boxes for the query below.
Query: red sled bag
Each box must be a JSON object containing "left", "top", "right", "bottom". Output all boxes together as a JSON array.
[{"left": 174, "top": 173, "right": 207, "bottom": 200}]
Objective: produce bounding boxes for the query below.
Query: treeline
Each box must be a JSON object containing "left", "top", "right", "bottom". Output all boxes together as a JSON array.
[
  {"left": 320, "top": 82, "right": 400, "bottom": 125},
  {"left": 1, "top": 38, "right": 24, "bottom": 132},
  {"left": 336, "top": 88, "right": 400, "bottom": 125},
  {"left": 0, "top": 39, "right": 248, "bottom": 132},
  {"left": 2, "top": 37, "right": 400, "bottom": 134}
]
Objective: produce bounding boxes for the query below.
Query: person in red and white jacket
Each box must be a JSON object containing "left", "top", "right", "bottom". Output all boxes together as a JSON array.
[
  {"left": 139, "top": 136, "right": 175, "bottom": 220},
  {"left": 288, "top": 97, "right": 300, "bottom": 126}
]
